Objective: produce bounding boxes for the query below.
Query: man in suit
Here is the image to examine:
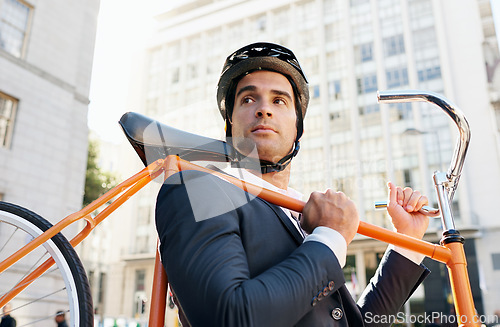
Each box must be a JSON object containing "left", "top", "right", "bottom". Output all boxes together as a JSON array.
[
  {"left": 0, "top": 303, "right": 16, "bottom": 327},
  {"left": 156, "top": 42, "right": 431, "bottom": 326}
]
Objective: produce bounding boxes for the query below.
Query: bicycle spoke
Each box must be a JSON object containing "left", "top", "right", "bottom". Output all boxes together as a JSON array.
[
  {"left": 0, "top": 225, "right": 20, "bottom": 255},
  {"left": 0, "top": 246, "right": 52, "bottom": 298},
  {"left": 12, "top": 251, "right": 50, "bottom": 289},
  {"left": 0, "top": 265, "right": 61, "bottom": 298},
  {"left": 16, "top": 309, "right": 69, "bottom": 327},
  {"left": 10, "top": 287, "right": 67, "bottom": 313}
]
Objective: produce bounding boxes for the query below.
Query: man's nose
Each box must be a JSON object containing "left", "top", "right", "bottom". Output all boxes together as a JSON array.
[{"left": 255, "top": 102, "right": 273, "bottom": 118}]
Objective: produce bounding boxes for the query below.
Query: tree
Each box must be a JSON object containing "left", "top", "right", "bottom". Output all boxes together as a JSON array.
[{"left": 83, "top": 139, "right": 118, "bottom": 207}]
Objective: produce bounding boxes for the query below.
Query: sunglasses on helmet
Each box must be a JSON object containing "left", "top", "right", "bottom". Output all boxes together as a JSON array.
[{"left": 221, "top": 43, "right": 308, "bottom": 83}]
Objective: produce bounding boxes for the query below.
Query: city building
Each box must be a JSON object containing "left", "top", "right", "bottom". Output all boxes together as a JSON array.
[
  {"left": 0, "top": 0, "right": 100, "bottom": 323},
  {"left": 100, "top": 0, "right": 500, "bottom": 323}
]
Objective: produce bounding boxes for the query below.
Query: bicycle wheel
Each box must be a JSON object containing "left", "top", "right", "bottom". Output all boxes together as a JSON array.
[{"left": 0, "top": 201, "right": 93, "bottom": 327}]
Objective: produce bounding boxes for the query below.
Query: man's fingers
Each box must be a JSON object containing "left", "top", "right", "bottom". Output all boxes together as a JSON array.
[
  {"left": 388, "top": 184, "right": 430, "bottom": 213},
  {"left": 405, "top": 190, "right": 421, "bottom": 212},
  {"left": 414, "top": 195, "right": 429, "bottom": 212},
  {"left": 397, "top": 187, "right": 404, "bottom": 206},
  {"left": 403, "top": 187, "right": 415, "bottom": 208},
  {"left": 387, "top": 182, "right": 397, "bottom": 206}
]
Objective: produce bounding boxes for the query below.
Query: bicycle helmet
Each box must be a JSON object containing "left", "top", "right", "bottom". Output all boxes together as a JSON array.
[{"left": 216, "top": 42, "right": 309, "bottom": 173}]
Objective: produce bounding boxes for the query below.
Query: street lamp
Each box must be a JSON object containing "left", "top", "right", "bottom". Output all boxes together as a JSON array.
[{"left": 403, "top": 127, "right": 444, "bottom": 172}]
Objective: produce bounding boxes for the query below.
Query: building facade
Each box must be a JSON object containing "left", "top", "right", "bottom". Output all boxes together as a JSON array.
[
  {"left": 102, "top": 0, "right": 500, "bottom": 324},
  {"left": 0, "top": 0, "right": 100, "bottom": 324},
  {"left": 0, "top": 0, "right": 100, "bottom": 229}
]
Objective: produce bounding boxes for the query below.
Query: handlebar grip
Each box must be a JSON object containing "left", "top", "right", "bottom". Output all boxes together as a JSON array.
[{"left": 374, "top": 201, "right": 440, "bottom": 217}]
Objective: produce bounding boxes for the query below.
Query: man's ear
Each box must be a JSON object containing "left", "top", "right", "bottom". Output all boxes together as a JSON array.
[{"left": 225, "top": 118, "right": 233, "bottom": 130}]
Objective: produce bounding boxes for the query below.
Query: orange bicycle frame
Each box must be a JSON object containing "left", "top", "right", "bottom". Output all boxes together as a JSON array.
[{"left": 0, "top": 154, "right": 478, "bottom": 326}]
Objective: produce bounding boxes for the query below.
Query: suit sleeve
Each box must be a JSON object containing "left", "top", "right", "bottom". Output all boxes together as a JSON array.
[
  {"left": 155, "top": 170, "right": 346, "bottom": 327},
  {"left": 357, "top": 249, "right": 430, "bottom": 326}
]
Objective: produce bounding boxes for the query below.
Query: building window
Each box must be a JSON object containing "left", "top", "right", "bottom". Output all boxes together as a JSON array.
[
  {"left": 492, "top": 253, "right": 500, "bottom": 270},
  {"left": 187, "top": 63, "right": 198, "bottom": 79},
  {"left": 133, "top": 270, "right": 147, "bottom": 315},
  {"left": 390, "top": 102, "right": 412, "bottom": 120},
  {"left": 135, "top": 235, "right": 149, "bottom": 254},
  {"left": 350, "top": 0, "right": 369, "bottom": 6},
  {"left": 135, "top": 269, "right": 146, "bottom": 292},
  {"left": 329, "top": 112, "right": 340, "bottom": 121},
  {"left": 386, "top": 67, "right": 409, "bottom": 88},
  {"left": 403, "top": 169, "right": 412, "bottom": 187},
  {"left": 148, "top": 48, "right": 162, "bottom": 74},
  {"left": 418, "top": 65, "right": 441, "bottom": 82},
  {"left": 358, "top": 43, "right": 373, "bottom": 63},
  {"left": 312, "top": 85, "right": 320, "bottom": 98},
  {"left": 298, "top": 1, "right": 316, "bottom": 23},
  {"left": 254, "top": 15, "right": 266, "bottom": 32},
  {"left": 145, "top": 98, "right": 158, "bottom": 116},
  {"left": 0, "top": 91, "right": 18, "bottom": 148},
  {"left": 0, "top": 0, "right": 32, "bottom": 57},
  {"left": 171, "top": 67, "right": 180, "bottom": 84},
  {"left": 357, "top": 74, "right": 378, "bottom": 94},
  {"left": 88, "top": 270, "right": 95, "bottom": 290},
  {"left": 358, "top": 103, "right": 380, "bottom": 115},
  {"left": 383, "top": 34, "right": 405, "bottom": 57},
  {"left": 328, "top": 80, "right": 342, "bottom": 99},
  {"left": 98, "top": 272, "right": 106, "bottom": 304}
]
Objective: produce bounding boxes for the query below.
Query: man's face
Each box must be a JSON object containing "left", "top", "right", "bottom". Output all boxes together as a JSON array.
[{"left": 230, "top": 70, "right": 297, "bottom": 163}]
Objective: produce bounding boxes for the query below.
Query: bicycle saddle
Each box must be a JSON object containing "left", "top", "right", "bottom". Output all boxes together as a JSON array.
[{"left": 119, "top": 112, "right": 237, "bottom": 166}]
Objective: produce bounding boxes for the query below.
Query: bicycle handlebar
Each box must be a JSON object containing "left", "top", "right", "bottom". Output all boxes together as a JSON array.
[{"left": 377, "top": 90, "right": 471, "bottom": 201}]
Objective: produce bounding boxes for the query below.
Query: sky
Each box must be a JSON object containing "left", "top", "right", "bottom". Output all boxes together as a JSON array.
[
  {"left": 87, "top": 0, "right": 161, "bottom": 144},
  {"left": 87, "top": 0, "right": 500, "bottom": 144}
]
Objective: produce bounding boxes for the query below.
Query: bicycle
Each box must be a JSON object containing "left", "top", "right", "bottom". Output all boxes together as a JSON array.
[{"left": 0, "top": 89, "right": 479, "bottom": 326}]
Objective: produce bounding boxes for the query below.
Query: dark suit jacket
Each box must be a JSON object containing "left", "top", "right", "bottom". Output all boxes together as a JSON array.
[
  {"left": 0, "top": 315, "right": 16, "bottom": 327},
  {"left": 156, "top": 170, "right": 429, "bottom": 326}
]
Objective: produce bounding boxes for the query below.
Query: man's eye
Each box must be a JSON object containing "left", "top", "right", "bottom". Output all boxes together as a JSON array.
[
  {"left": 242, "top": 97, "right": 254, "bottom": 104},
  {"left": 274, "top": 98, "right": 286, "bottom": 105}
]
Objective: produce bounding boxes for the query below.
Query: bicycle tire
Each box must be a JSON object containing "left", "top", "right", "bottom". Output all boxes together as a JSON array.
[{"left": 0, "top": 201, "right": 93, "bottom": 327}]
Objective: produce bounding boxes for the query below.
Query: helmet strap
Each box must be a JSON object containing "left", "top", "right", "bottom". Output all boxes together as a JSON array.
[
  {"left": 231, "top": 140, "right": 300, "bottom": 173},
  {"left": 259, "top": 140, "right": 300, "bottom": 173}
]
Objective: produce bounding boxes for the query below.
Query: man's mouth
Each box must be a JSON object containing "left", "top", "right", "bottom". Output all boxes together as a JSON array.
[{"left": 251, "top": 125, "right": 277, "bottom": 133}]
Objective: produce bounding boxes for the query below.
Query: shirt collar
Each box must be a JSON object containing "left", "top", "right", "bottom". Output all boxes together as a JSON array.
[{"left": 221, "top": 166, "right": 303, "bottom": 201}]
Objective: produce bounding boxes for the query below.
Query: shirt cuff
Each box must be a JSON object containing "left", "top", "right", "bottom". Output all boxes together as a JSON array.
[
  {"left": 304, "top": 226, "right": 347, "bottom": 267},
  {"left": 389, "top": 244, "right": 425, "bottom": 265}
]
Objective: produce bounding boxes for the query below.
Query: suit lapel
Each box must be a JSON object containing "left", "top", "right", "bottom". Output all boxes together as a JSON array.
[
  {"left": 259, "top": 198, "right": 304, "bottom": 245},
  {"left": 206, "top": 165, "right": 305, "bottom": 245}
]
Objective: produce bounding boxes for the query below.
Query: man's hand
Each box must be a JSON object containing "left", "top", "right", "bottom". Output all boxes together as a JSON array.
[
  {"left": 301, "top": 190, "right": 359, "bottom": 245},
  {"left": 387, "top": 182, "right": 430, "bottom": 239}
]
